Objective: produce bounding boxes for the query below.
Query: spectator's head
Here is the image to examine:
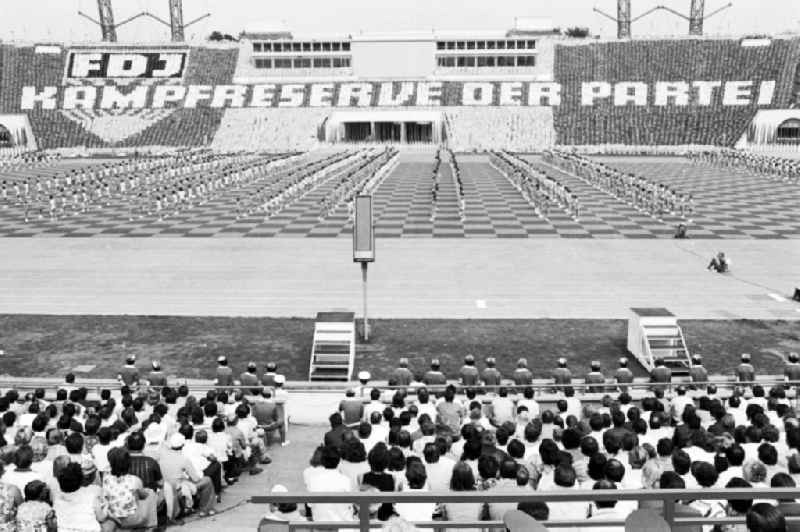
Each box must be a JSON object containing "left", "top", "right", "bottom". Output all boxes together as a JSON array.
[
  {"left": 592, "top": 480, "right": 617, "bottom": 509},
  {"left": 56, "top": 462, "right": 83, "bottom": 494},
  {"left": 108, "top": 447, "right": 131, "bottom": 477},
  {"left": 329, "top": 412, "right": 343, "bottom": 428},
  {"left": 507, "top": 439, "right": 525, "bottom": 460},
  {"left": 725, "top": 477, "right": 753, "bottom": 514},
  {"left": 517, "top": 501, "right": 549, "bottom": 522},
  {"left": 478, "top": 455, "right": 499, "bottom": 482},
  {"left": 321, "top": 445, "right": 341, "bottom": 470},
  {"left": 659, "top": 471, "right": 685, "bottom": 490},
  {"left": 588, "top": 453, "right": 608, "bottom": 482},
  {"left": 604, "top": 459, "right": 625, "bottom": 484},
  {"left": 743, "top": 461, "right": 767, "bottom": 484},
  {"left": 672, "top": 450, "right": 691, "bottom": 475},
  {"left": 554, "top": 464, "right": 576, "bottom": 488},
  {"left": 746, "top": 502, "right": 786, "bottom": 532},
  {"left": 405, "top": 461, "right": 427, "bottom": 490},
  {"left": 757, "top": 443, "right": 778, "bottom": 466},
  {"left": 13, "top": 445, "right": 33, "bottom": 470},
  {"left": 727, "top": 445, "right": 746, "bottom": 467},
  {"left": 692, "top": 461, "right": 719, "bottom": 488},
  {"left": 65, "top": 433, "right": 84, "bottom": 455},
  {"left": 343, "top": 440, "right": 366, "bottom": 464},
  {"left": 126, "top": 431, "right": 145, "bottom": 452},
  {"left": 23, "top": 480, "right": 48, "bottom": 503},
  {"left": 450, "top": 462, "right": 476, "bottom": 491},
  {"left": 581, "top": 436, "right": 599, "bottom": 458},
  {"left": 423, "top": 443, "right": 439, "bottom": 465},
  {"left": 641, "top": 460, "right": 664, "bottom": 489}
]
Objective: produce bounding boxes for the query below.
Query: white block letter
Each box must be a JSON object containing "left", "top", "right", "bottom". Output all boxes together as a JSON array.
[{"left": 581, "top": 82, "right": 611, "bottom": 105}]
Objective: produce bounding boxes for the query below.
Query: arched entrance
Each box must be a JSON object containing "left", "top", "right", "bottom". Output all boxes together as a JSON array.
[
  {"left": 0, "top": 124, "right": 13, "bottom": 148},
  {"left": 776, "top": 118, "right": 800, "bottom": 144}
]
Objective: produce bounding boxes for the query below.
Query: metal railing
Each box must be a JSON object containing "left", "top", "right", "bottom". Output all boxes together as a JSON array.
[{"left": 252, "top": 488, "right": 800, "bottom": 531}]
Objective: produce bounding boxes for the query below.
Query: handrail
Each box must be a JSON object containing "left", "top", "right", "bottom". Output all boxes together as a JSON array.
[{"left": 253, "top": 488, "right": 800, "bottom": 532}]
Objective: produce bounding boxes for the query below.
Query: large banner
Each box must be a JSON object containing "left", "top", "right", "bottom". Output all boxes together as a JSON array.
[{"left": 21, "top": 79, "right": 777, "bottom": 110}]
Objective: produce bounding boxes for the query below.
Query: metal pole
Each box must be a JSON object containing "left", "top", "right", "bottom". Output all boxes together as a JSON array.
[{"left": 361, "top": 262, "right": 369, "bottom": 341}]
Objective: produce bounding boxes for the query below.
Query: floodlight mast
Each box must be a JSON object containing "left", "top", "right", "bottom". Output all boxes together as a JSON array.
[{"left": 77, "top": 0, "right": 211, "bottom": 42}]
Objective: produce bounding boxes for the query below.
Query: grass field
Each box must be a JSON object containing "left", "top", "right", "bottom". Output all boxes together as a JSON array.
[{"left": 0, "top": 315, "right": 798, "bottom": 381}]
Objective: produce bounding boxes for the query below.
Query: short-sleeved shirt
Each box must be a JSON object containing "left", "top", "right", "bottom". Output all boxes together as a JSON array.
[{"left": 102, "top": 474, "right": 138, "bottom": 519}]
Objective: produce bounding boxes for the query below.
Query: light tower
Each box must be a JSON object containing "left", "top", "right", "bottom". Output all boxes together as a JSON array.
[
  {"left": 168, "top": 0, "right": 185, "bottom": 42},
  {"left": 97, "top": 0, "right": 117, "bottom": 42},
  {"left": 617, "top": 0, "right": 631, "bottom": 39},
  {"left": 689, "top": 0, "right": 706, "bottom": 35}
]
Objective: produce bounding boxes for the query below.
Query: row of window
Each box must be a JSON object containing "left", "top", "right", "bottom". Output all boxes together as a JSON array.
[
  {"left": 252, "top": 41, "right": 351, "bottom": 53},
  {"left": 436, "top": 40, "right": 536, "bottom": 51},
  {"left": 254, "top": 56, "right": 352, "bottom": 69},
  {"left": 436, "top": 55, "right": 537, "bottom": 68}
]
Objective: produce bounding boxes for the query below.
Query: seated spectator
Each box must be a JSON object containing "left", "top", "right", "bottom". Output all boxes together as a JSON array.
[
  {"left": 306, "top": 445, "right": 354, "bottom": 525},
  {"left": 159, "top": 433, "right": 215, "bottom": 517},
  {"left": 53, "top": 461, "right": 108, "bottom": 532},
  {"left": 103, "top": 446, "right": 158, "bottom": 529},
  {"left": 3, "top": 445, "right": 43, "bottom": 493},
  {"left": 580, "top": 480, "right": 627, "bottom": 532},
  {"left": 15, "top": 479, "right": 55, "bottom": 532},
  {"left": 395, "top": 461, "right": 434, "bottom": 531},
  {"left": 770, "top": 473, "right": 800, "bottom": 531},
  {"left": 746, "top": 503, "right": 785, "bottom": 532},
  {"left": 442, "top": 462, "right": 482, "bottom": 532},
  {"left": 258, "top": 484, "right": 307, "bottom": 532}
]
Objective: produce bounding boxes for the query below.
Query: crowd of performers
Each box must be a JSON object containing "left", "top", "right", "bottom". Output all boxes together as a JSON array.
[
  {"left": 689, "top": 149, "right": 800, "bottom": 182},
  {"left": 490, "top": 151, "right": 581, "bottom": 220},
  {"left": 543, "top": 150, "right": 694, "bottom": 220},
  {"left": 317, "top": 147, "right": 397, "bottom": 222},
  {"left": 429, "top": 148, "right": 467, "bottom": 222},
  {"left": 0, "top": 151, "right": 301, "bottom": 223},
  {"left": 0, "top": 148, "right": 399, "bottom": 225}
]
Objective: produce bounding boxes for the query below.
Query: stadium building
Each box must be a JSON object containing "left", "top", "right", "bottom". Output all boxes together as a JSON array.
[{"left": 1, "top": 24, "right": 799, "bottom": 153}]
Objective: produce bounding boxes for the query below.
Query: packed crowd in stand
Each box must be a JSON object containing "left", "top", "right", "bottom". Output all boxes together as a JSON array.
[
  {"left": 292, "top": 352, "right": 800, "bottom": 531},
  {"left": 0, "top": 353, "right": 298, "bottom": 532},
  {"left": 690, "top": 149, "right": 800, "bottom": 182},
  {"left": 443, "top": 108, "right": 555, "bottom": 152},
  {"left": 543, "top": 150, "right": 694, "bottom": 220},
  {"left": 490, "top": 151, "right": 580, "bottom": 220},
  {"left": 552, "top": 38, "right": 799, "bottom": 147}
]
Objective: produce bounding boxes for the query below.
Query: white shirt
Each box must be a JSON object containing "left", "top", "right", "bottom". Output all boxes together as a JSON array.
[
  {"left": 182, "top": 441, "right": 214, "bottom": 473},
  {"left": 2, "top": 468, "right": 43, "bottom": 494},
  {"left": 306, "top": 468, "right": 354, "bottom": 522},
  {"left": 91, "top": 443, "right": 112, "bottom": 473},
  {"left": 491, "top": 397, "right": 516, "bottom": 425},
  {"left": 517, "top": 399, "right": 540, "bottom": 418},
  {"left": 395, "top": 487, "right": 435, "bottom": 532},
  {"left": 424, "top": 456, "right": 456, "bottom": 492},
  {"left": 578, "top": 506, "right": 628, "bottom": 532}
]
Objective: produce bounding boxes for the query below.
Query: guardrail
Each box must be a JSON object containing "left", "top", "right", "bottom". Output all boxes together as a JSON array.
[{"left": 252, "top": 488, "right": 800, "bottom": 531}]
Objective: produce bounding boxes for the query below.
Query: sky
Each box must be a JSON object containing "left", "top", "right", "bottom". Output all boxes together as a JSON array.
[{"left": 0, "top": 0, "right": 798, "bottom": 43}]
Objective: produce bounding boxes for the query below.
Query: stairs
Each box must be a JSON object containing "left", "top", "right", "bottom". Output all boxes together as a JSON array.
[
  {"left": 308, "top": 312, "right": 355, "bottom": 381},
  {"left": 627, "top": 307, "right": 691, "bottom": 375}
]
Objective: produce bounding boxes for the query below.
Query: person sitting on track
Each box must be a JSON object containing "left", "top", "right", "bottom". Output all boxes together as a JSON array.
[{"left": 707, "top": 252, "right": 730, "bottom": 273}]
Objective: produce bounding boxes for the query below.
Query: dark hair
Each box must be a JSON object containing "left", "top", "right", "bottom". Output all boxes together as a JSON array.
[
  {"left": 65, "top": 433, "right": 84, "bottom": 455},
  {"left": 450, "top": 462, "right": 476, "bottom": 491},
  {"left": 757, "top": 443, "right": 778, "bottom": 466},
  {"left": 500, "top": 460, "right": 518, "bottom": 480},
  {"left": 725, "top": 477, "right": 753, "bottom": 514},
  {"left": 554, "top": 464, "right": 576, "bottom": 488},
  {"left": 57, "top": 462, "right": 83, "bottom": 494},
  {"left": 518, "top": 501, "right": 549, "bottom": 521},
  {"left": 593, "top": 479, "right": 617, "bottom": 509},
  {"left": 368, "top": 444, "right": 389, "bottom": 472},
  {"left": 746, "top": 502, "right": 786, "bottom": 532},
  {"left": 126, "top": 431, "right": 145, "bottom": 452},
  {"left": 659, "top": 471, "right": 685, "bottom": 490},
  {"left": 108, "top": 447, "right": 131, "bottom": 477},
  {"left": 692, "top": 461, "right": 718, "bottom": 488},
  {"left": 14, "top": 445, "right": 33, "bottom": 469},
  {"left": 387, "top": 446, "right": 405, "bottom": 472},
  {"left": 320, "top": 445, "right": 341, "bottom": 469},
  {"left": 604, "top": 459, "right": 625, "bottom": 483},
  {"left": 405, "top": 461, "right": 427, "bottom": 489},
  {"left": 507, "top": 439, "right": 525, "bottom": 460},
  {"left": 588, "top": 453, "right": 608, "bottom": 482},
  {"left": 329, "top": 412, "right": 343, "bottom": 428},
  {"left": 561, "top": 428, "right": 580, "bottom": 450},
  {"left": 726, "top": 445, "right": 746, "bottom": 467},
  {"left": 672, "top": 450, "right": 691, "bottom": 475},
  {"left": 343, "top": 440, "right": 366, "bottom": 463},
  {"left": 97, "top": 426, "right": 112, "bottom": 446},
  {"left": 23, "top": 480, "right": 48, "bottom": 502},
  {"left": 477, "top": 455, "right": 499, "bottom": 481}
]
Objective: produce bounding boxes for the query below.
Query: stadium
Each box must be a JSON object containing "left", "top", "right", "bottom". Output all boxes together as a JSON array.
[{"left": 0, "top": 0, "right": 799, "bottom": 530}]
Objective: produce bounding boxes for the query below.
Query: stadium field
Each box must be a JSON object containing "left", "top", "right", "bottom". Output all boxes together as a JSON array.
[
  {"left": 0, "top": 314, "right": 798, "bottom": 380},
  {"left": 2, "top": 153, "right": 799, "bottom": 238}
]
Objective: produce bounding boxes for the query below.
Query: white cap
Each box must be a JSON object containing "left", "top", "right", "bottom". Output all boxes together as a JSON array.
[
  {"left": 169, "top": 433, "right": 186, "bottom": 449},
  {"left": 271, "top": 484, "right": 288, "bottom": 493},
  {"left": 358, "top": 371, "right": 371, "bottom": 381},
  {"left": 274, "top": 374, "right": 286, "bottom": 385}
]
